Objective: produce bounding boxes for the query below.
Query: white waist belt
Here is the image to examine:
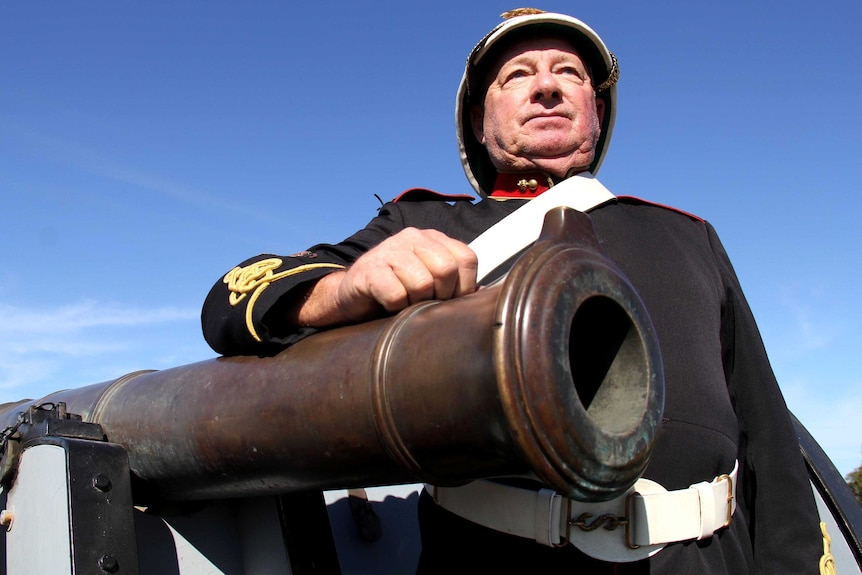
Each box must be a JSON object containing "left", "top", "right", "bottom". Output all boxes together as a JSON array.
[{"left": 427, "top": 461, "right": 738, "bottom": 563}]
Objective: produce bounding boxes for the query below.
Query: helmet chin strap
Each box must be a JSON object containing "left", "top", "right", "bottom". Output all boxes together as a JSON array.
[
  {"left": 520, "top": 163, "right": 591, "bottom": 182},
  {"left": 565, "top": 165, "right": 592, "bottom": 179}
]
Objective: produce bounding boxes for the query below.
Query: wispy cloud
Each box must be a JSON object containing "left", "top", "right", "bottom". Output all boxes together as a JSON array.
[
  {"left": 765, "top": 285, "right": 860, "bottom": 477},
  {"left": 760, "top": 283, "right": 843, "bottom": 366},
  {"left": 777, "top": 285, "right": 836, "bottom": 352},
  {"left": 4, "top": 120, "right": 279, "bottom": 225},
  {"left": 0, "top": 300, "right": 203, "bottom": 401},
  {"left": 1, "top": 300, "right": 196, "bottom": 336},
  {"left": 781, "top": 375, "right": 862, "bottom": 478}
]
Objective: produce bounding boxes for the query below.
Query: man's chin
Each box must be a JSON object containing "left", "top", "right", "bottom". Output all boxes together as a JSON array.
[
  {"left": 520, "top": 138, "right": 585, "bottom": 160},
  {"left": 491, "top": 145, "right": 595, "bottom": 177}
]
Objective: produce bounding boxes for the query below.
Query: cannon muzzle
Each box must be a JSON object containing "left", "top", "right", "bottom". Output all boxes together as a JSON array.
[{"left": 0, "top": 208, "right": 663, "bottom": 503}]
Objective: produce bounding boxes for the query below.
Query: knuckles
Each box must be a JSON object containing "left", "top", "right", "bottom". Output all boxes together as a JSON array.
[{"left": 347, "top": 227, "right": 478, "bottom": 312}]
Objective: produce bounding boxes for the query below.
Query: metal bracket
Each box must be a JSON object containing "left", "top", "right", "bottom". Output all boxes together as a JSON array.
[
  {"left": 0, "top": 402, "right": 105, "bottom": 487},
  {"left": 2, "top": 403, "right": 138, "bottom": 574}
]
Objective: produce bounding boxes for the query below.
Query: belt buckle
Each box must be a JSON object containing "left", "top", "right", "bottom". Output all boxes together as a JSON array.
[
  {"left": 716, "top": 473, "right": 734, "bottom": 528},
  {"left": 555, "top": 494, "right": 638, "bottom": 549},
  {"left": 559, "top": 479, "right": 667, "bottom": 562}
]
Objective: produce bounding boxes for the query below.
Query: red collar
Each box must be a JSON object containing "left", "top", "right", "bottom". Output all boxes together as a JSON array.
[{"left": 489, "top": 172, "right": 555, "bottom": 198}]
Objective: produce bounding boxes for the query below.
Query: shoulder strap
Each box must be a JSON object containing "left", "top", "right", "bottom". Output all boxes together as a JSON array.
[{"left": 468, "top": 173, "right": 615, "bottom": 282}]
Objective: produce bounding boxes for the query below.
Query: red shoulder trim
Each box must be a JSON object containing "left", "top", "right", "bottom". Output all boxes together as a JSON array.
[
  {"left": 616, "top": 195, "right": 705, "bottom": 222},
  {"left": 393, "top": 187, "right": 476, "bottom": 203}
]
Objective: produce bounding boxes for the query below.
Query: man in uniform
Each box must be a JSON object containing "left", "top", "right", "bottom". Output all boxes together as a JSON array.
[{"left": 202, "top": 8, "right": 825, "bottom": 573}]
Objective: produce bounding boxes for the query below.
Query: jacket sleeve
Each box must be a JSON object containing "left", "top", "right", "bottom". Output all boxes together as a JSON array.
[
  {"left": 709, "top": 222, "right": 823, "bottom": 573},
  {"left": 201, "top": 202, "right": 408, "bottom": 356}
]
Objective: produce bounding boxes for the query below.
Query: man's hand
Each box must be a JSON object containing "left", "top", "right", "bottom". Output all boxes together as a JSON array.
[{"left": 295, "top": 228, "right": 478, "bottom": 327}]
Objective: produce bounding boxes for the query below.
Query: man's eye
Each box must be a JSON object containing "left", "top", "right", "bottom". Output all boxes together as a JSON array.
[
  {"left": 557, "top": 66, "right": 588, "bottom": 84},
  {"left": 507, "top": 70, "right": 528, "bottom": 81}
]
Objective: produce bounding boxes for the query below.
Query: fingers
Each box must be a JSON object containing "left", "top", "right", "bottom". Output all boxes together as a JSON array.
[
  {"left": 412, "top": 229, "right": 478, "bottom": 300},
  {"left": 339, "top": 228, "right": 478, "bottom": 319}
]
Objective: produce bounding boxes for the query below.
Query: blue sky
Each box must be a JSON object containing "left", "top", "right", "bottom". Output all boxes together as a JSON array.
[{"left": 2, "top": 1, "right": 860, "bottom": 478}]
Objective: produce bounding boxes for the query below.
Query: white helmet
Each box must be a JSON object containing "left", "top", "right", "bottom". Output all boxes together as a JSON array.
[{"left": 456, "top": 8, "right": 619, "bottom": 196}]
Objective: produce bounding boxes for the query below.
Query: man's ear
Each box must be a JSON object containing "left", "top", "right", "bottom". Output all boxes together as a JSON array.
[
  {"left": 469, "top": 105, "right": 485, "bottom": 144},
  {"left": 595, "top": 96, "right": 607, "bottom": 129}
]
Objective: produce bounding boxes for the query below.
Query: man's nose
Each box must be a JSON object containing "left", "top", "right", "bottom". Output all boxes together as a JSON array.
[{"left": 531, "top": 70, "right": 561, "bottom": 102}]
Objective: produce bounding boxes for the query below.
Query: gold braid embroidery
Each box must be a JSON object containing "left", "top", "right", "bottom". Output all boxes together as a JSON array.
[
  {"left": 222, "top": 258, "right": 345, "bottom": 342},
  {"left": 819, "top": 521, "right": 837, "bottom": 575}
]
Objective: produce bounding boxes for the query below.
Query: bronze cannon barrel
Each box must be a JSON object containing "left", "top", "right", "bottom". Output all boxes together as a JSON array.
[{"left": 0, "top": 208, "right": 663, "bottom": 503}]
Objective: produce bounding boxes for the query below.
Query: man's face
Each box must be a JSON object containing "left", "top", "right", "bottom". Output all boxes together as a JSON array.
[{"left": 471, "top": 36, "right": 605, "bottom": 178}]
